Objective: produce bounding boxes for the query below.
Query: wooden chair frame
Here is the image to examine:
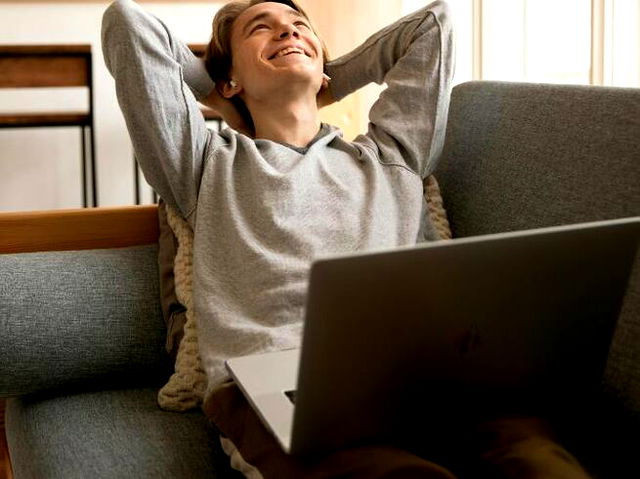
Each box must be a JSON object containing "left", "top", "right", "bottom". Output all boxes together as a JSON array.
[{"left": 0, "top": 45, "right": 97, "bottom": 207}]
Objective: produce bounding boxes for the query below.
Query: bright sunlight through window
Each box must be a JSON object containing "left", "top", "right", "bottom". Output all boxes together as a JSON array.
[{"left": 402, "top": 0, "right": 640, "bottom": 87}]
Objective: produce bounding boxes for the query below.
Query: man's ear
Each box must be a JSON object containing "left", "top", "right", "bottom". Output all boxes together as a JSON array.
[{"left": 221, "top": 79, "right": 241, "bottom": 99}]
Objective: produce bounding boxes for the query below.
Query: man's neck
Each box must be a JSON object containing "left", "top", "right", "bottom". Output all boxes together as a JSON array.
[{"left": 248, "top": 94, "right": 322, "bottom": 148}]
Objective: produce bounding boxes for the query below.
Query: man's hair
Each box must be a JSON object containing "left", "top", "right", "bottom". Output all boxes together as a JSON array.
[{"left": 204, "top": 0, "right": 329, "bottom": 85}]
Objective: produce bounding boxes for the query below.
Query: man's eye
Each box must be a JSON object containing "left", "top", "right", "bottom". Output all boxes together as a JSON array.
[
  {"left": 295, "top": 21, "right": 310, "bottom": 29},
  {"left": 251, "top": 24, "right": 269, "bottom": 33}
]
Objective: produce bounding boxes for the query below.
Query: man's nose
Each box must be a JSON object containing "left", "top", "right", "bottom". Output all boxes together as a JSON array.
[{"left": 278, "top": 25, "right": 300, "bottom": 39}]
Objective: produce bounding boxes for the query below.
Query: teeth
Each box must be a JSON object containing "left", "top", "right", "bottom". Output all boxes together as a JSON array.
[{"left": 274, "top": 47, "right": 304, "bottom": 59}]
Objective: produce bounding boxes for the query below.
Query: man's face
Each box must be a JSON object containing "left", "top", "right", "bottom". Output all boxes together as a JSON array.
[{"left": 227, "top": 2, "right": 325, "bottom": 100}]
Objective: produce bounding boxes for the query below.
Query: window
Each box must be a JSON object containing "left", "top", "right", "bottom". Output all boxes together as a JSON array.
[
  {"left": 483, "top": 0, "right": 592, "bottom": 84},
  {"left": 605, "top": 0, "right": 640, "bottom": 86},
  {"left": 402, "top": 0, "right": 640, "bottom": 87}
]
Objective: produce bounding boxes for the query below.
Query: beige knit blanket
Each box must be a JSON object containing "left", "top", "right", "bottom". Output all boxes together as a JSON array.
[{"left": 157, "top": 204, "right": 207, "bottom": 411}]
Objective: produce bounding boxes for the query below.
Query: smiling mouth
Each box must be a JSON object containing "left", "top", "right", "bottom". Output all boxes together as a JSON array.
[{"left": 268, "top": 47, "right": 310, "bottom": 60}]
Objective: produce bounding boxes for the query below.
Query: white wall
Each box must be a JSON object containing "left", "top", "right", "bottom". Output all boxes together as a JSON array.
[{"left": 0, "top": 2, "right": 220, "bottom": 211}]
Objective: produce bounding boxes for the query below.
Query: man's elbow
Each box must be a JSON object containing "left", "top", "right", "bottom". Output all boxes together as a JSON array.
[
  {"left": 101, "top": 0, "right": 138, "bottom": 70},
  {"left": 102, "top": 0, "right": 141, "bottom": 42}
]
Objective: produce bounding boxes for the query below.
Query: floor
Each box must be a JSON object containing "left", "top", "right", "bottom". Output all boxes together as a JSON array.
[{"left": 0, "top": 400, "right": 13, "bottom": 479}]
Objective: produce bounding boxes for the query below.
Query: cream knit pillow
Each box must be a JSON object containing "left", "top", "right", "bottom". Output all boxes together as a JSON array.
[
  {"left": 425, "top": 174, "right": 452, "bottom": 240},
  {"left": 157, "top": 175, "right": 452, "bottom": 411},
  {"left": 157, "top": 204, "right": 207, "bottom": 411}
]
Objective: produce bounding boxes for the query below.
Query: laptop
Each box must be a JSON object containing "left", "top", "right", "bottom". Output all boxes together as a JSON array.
[{"left": 226, "top": 217, "right": 640, "bottom": 456}]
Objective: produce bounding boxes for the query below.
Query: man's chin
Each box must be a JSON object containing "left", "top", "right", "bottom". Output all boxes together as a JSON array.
[
  {"left": 268, "top": 66, "right": 322, "bottom": 85},
  {"left": 248, "top": 63, "right": 323, "bottom": 96}
]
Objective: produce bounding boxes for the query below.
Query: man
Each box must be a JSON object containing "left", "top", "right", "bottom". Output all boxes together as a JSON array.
[{"left": 102, "top": 1, "right": 591, "bottom": 477}]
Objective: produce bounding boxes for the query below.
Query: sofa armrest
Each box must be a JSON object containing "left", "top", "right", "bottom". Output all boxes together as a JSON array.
[
  {"left": 0, "top": 205, "right": 159, "bottom": 254},
  {"left": 0, "top": 207, "right": 168, "bottom": 397}
]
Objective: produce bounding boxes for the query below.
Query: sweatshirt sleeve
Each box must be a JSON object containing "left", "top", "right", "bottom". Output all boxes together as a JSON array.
[
  {"left": 325, "top": 0, "right": 454, "bottom": 178},
  {"left": 102, "top": 0, "right": 216, "bottom": 219}
]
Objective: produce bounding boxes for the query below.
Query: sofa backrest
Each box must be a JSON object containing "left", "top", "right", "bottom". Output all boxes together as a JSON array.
[
  {"left": 436, "top": 81, "right": 639, "bottom": 236},
  {"left": 435, "top": 80, "right": 640, "bottom": 416}
]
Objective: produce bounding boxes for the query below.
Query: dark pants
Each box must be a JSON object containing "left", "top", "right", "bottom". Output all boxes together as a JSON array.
[{"left": 205, "top": 383, "right": 592, "bottom": 479}]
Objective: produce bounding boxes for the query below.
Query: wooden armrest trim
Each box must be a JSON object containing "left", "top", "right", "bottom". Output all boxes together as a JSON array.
[{"left": 0, "top": 205, "right": 159, "bottom": 254}]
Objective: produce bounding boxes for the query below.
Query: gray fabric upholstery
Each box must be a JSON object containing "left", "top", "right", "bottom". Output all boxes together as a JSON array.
[
  {"left": 5, "top": 388, "right": 242, "bottom": 479},
  {"left": 436, "top": 81, "right": 639, "bottom": 236},
  {"left": 0, "top": 246, "right": 169, "bottom": 397},
  {"left": 436, "top": 81, "right": 640, "bottom": 416}
]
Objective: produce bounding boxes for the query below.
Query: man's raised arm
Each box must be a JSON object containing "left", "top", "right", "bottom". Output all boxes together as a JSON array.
[
  {"left": 102, "top": 0, "right": 214, "bottom": 219},
  {"left": 325, "top": 1, "right": 454, "bottom": 178}
]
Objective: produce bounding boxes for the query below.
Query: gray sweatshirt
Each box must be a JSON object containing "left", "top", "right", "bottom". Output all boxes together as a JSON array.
[{"left": 102, "top": 0, "right": 453, "bottom": 394}]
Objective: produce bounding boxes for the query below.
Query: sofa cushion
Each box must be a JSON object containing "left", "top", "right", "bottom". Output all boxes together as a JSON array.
[
  {"left": 5, "top": 388, "right": 242, "bottom": 479},
  {"left": 0, "top": 245, "right": 169, "bottom": 397}
]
